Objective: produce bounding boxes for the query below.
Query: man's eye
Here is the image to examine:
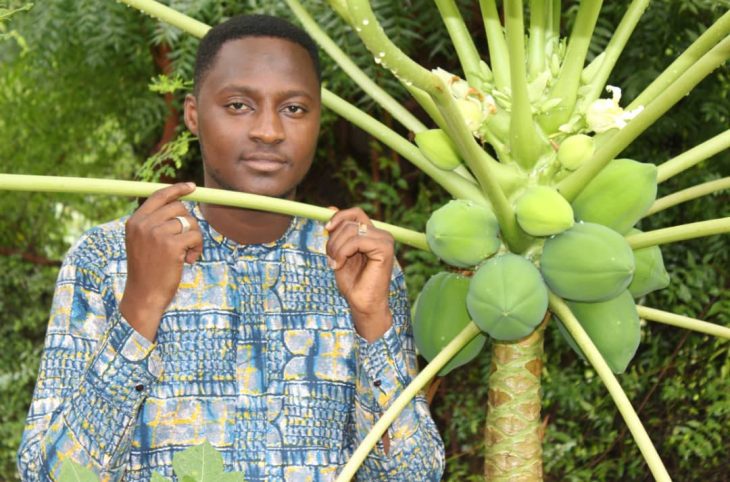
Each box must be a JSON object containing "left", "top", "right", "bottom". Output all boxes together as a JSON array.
[
  {"left": 227, "top": 102, "right": 249, "bottom": 111},
  {"left": 284, "top": 105, "right": 306, "bottom": 115}
]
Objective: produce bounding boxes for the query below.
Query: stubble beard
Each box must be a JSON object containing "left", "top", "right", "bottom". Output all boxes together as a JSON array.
[
  {"left": 198, "top": 131, "right": 302, "bottom": 201},
  {"left": 203, "top": 160, "right": 298, "bottom": 201}
]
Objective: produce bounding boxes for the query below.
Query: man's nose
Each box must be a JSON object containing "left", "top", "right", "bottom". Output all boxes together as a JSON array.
[{"left": 249, "top": 107, "right": 285, "bottom": 144}]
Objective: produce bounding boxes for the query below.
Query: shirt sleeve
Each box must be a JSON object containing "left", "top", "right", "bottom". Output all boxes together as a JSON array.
[
  {"left": 16, "top": 228, "right": 164, "bottom": 481},
  {"left": 348, "top": 263, "right": 445, "bottom": 481}
]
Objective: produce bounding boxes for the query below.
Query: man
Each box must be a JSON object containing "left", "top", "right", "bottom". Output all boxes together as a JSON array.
[{"left": 18, "top": 13, "right": 445, "bottom": 481}]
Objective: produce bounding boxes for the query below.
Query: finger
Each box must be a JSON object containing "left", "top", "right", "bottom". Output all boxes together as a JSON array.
[
  {"left": 326, "top": 220, "right": 360, "bottom": 260},
  {"left": 325, "top": 207, "right": 372, "bottom": 232},
  {"left": 136, "top": 182, "right": 196, "bottom": 217},
  {"left": 140, "top": 200, "right": 193, "bottom": 227},
  {"left": 327, "top": 222, "right": 392, "bottom": 269},
  {"left": 327, "top": 219, "right": 391, "bottom": 258},
  {"left": 180, "top": 230, "right": 204, "bottom": 264},
  {"left": 185, "top": 242, "right": 203, "bottom": 264},
  {"left": 155, "top": 215, "right": 199, "bottom": 237},
  {"left": 330, "top": 233, "right": 391, "bottom": 270}
]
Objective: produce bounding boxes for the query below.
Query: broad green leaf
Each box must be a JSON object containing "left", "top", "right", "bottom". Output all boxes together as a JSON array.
[
  {"left": 58, "top": 460, "right": 99, "bottom": 482},
  {"left": 172, "top": 440, "right": 243, "bottom": 481}
]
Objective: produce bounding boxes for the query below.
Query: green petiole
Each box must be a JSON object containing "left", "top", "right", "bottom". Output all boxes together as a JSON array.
[
  {"left": 628, "top": 10, "right": 730, "bottom": 111},
  {"left": 637, "top": 306, "right": 730, "bottom": 340},
  {"left": 549, "top": 293, "right": 671, "bottom": 482},
  {"left": 479, "top": 0, "right": 510, "bottom": 92},
  {"left": 335, "top": 321, "right": 481, "bottom": 481},
  {"left": 527, "top": 0, "right": 548, "bottom": 78},
  {"left": 434, "top": 0, "right": 485, "bottom": 88},
  {"left": 646, "top": 177, "right": 730, "bottom": 216},
  {"left": 345, "top": 0, "right": 442, "bottom": 96},
  {"left": 559, "top": 36, "right": 730, "bottom": 201},
  {"left": 504, "top": 0, "right": 547, "bottom": 169},
  {"left": 656, "top": 129, "right": 730, "bottom": 183},
  {"left": 322, "top": 90, "right": 485, "bottom": 204},
  {"left": 581, "top": 0, "right": 651, "bottom": 106},
  {"left": 0, "top": 174, "right": 430, "bottom": 251},
  {"left": 541, "top": 0, "right": 604, "bottom": 133},
  {"left": 285, "top": 0, "right": 428, "bottom": 135},
  {"left": 626, "top": 217, "right": 730, "bottom": 250}
]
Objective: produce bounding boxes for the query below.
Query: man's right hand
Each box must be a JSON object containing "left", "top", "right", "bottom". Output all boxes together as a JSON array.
[{"left": 119, "top": 182, "right": 203, "bottom": 342}]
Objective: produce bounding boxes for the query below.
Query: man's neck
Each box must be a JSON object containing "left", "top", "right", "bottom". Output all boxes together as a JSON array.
[{"left": 200, "top": 203, "right": 293, "bottom": 245}]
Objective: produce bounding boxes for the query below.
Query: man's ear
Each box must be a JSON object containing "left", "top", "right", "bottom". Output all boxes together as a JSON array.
[{"left": 183, "top": 94, "right": 199, "bottom": 136}]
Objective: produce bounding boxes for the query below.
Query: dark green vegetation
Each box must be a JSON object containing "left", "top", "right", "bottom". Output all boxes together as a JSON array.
[{"left": 0, "top": 0, "right": 727, "bottom": 480}]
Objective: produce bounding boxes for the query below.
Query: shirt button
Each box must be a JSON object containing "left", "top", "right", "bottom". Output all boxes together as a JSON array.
[
  {"left": 135, "top": 384, "right": 145, "bottom": 392},
  {"left": 373, "top": 379, "right": 382, "bottom": 388}
]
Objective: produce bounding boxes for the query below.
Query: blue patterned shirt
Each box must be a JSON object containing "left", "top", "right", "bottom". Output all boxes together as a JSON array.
[{"left": 17, "top": 202, "right": 444, "bottom": 481}]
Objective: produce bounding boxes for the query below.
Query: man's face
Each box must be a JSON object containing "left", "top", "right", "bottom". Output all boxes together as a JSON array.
[{"left": 184, "top": 36, "right": 321, "bottom": 199}]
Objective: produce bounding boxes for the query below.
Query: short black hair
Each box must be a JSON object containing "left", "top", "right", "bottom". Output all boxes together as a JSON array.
[{"left": 194, "top": 14, "right": 321, "bottom": 95}]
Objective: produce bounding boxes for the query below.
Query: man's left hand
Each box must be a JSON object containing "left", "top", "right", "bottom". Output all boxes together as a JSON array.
[{"left": 325, "top": 207, "right": 394, "bottom": 343}]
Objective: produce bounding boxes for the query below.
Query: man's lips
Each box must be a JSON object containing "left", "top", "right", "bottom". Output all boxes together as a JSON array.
[{"left": 240, "top": 153, "right": 287, "bottom": 172}]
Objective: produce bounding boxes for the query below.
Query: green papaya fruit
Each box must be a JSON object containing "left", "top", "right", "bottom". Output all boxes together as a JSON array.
[
  {"left": 555, "top": 290, "right": 641, "bottom": 374},
  {"left": 572, "top": 158, "right": 657, "bottom": 234},
  {"left": 627, "top": 229, "right": 670, "bottom": 298},
  {"left": 540, "top": 222, "right": 635, "bottom": 302},
  {"left": 413, "top": 272, "right": 487, "bottom": 375},
  {"left": 515, "top": 185, "right": 575, "bottom": 236},
  {"left": 466, "top": 254, "right": 548, "bottom": 341},
  {"left": 558, "top": 134, "right": 595, "bottom": 171},
  {"left": 415, "top": 129, "right": 462, "bottom": 170},
  {"left": 426, "top": 200, "right": 501, "bottom": 268}
]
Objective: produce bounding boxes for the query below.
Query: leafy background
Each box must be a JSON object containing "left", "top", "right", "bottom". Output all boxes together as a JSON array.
[{"left": 0, "top": 0, "right": 728, "bottom": 480}]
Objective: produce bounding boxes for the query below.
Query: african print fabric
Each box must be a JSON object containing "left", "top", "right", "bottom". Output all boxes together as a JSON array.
[{"left": 18, "top": 202, "right": 444, "bottom": 481}]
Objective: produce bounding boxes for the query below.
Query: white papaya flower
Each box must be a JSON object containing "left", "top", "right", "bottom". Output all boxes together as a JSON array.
[
  {"left": 432, "top": 68, "right": 497, "bottom": 136},
  {"left": 586, "top": 85, "right": 644, "bottom": 133}
]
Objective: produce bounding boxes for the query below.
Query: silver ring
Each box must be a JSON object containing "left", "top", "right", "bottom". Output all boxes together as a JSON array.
[
  {"left": 175, "top": 215, "right": 191, "bottom": 234},
  {"left": 357, "top": 223, "right": 368, "bottom": 236}
]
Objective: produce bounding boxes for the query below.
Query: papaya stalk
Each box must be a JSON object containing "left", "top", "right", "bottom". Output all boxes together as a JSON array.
[
  {"left": 0, "top": 174, "right": 431, "bottom": 251},
  {"left": 484, "top": 318, "right": 546, "bottom": 481}
]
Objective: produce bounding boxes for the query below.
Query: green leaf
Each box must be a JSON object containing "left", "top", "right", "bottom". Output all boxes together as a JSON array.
[
  {"left": 58, "top": 460, "right": 100, "bottom": 482},
  {"left": 151, "top": 472, "right": 172, "bottom": 482},
  {"left": 171, "top": 440, "right": 244, "bottom": 481}
]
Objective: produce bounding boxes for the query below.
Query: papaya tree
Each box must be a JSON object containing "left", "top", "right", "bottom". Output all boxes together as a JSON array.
[{"left": 2, "top": 0, "right": 728, "bottom": 481}]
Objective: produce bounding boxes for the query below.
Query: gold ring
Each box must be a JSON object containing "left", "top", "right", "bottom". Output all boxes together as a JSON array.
[{"left": 175, "top": 215, "right": 191, "bottom": 234}]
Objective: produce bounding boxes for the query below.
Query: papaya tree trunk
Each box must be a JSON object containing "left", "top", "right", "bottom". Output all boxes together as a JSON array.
[{"left": 484, "top": 318, "right": 546, "bottom": 481}]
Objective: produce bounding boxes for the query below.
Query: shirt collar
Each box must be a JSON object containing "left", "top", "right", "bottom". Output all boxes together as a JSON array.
[{"left": 184, "top": 200, "right": 301, "bottom": 255}]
